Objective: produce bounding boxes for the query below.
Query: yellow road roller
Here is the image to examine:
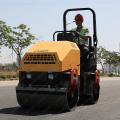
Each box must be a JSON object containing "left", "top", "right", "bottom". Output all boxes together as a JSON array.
[{"left": 16, "top": 8, "right": 100, "bottom": 111}]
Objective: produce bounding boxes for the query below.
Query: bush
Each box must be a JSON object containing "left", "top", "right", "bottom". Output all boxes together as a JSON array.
[
  {"left": 16, "top": 71, "right": 19, "bottom": 77},
  {"left": 1, "top": 74, "right": 7, "bottom": 79},
  {"left": 100, "top": 73, "right": 109, "bottom": 77},
  {"left": 100, "top": 73, "right": 104, "bottom": 76},
  {"left": 0, "top": 71, "right": 19, "bottom": 80},
  {"left": 13, "top": 75, "right": 17, "bottom": 78},
  {"left": 108, "top": 73, "right": 113, "bottom": 77}
]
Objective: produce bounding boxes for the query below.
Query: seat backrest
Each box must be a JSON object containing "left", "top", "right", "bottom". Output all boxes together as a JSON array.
[{"left": 57, "top": 33, "right": 74, "bottom": 42}]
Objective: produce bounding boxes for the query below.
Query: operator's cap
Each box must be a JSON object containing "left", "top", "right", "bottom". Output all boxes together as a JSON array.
[{"left": 74, "top": 14, "right": 84, "bottom": 21}]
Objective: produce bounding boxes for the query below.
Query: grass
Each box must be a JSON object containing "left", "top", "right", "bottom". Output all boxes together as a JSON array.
[
  {"left": 0, "top": 71, "right": 19, "bottom": 81},
  {"left": 100, "top": 73, "right": 120, "bottom": 77}
]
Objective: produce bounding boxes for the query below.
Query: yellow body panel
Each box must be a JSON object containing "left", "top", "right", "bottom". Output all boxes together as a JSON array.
[{"left": 20, "top": 41, "right": 80, "bottom": 75}]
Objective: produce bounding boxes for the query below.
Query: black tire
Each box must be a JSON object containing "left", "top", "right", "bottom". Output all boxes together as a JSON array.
[
  {"left": 85, "top": 83, "right": 100, "bottom": 104},
  {"left": 93, "top": 83, "right": 100, "bottom": 104},
  {"left": 67, "top": 85, "right": 79, "bottom": 111}
]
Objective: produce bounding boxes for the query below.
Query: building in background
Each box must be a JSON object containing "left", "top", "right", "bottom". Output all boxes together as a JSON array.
[{"left": 103, "top": 63, "right": 120, "bottom": 74}]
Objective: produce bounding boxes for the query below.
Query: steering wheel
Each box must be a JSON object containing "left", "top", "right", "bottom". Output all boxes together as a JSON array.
[{"left": 72, "top": 31, "right": 80, "bottom": 43}]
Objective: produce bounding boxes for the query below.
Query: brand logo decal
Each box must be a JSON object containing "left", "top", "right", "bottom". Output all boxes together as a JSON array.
[{"left": 34, "top": 50, "right": 49, "bottom": 52}]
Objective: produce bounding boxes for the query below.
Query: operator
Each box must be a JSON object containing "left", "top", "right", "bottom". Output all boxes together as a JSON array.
[{"left": 71, "top": 14, "right": 90, "bottom": 67}]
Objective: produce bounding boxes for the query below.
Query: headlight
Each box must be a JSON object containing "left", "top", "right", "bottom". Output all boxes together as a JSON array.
[
  {"left": 48, "top": 74, "right": 54, "bottom": 80},
  {"left": 26, "top": 73, "right": 32, "bottom": 79}
]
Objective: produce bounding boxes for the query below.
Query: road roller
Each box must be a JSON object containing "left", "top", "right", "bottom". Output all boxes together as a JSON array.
[{"left": 16, "top": 8, "right": 100, "bottom": 111}]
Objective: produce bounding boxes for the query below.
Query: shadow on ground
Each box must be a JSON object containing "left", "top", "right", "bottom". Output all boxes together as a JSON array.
[
  {"left": 0, "top": 106, "right": 68, "bottom": 116},
  {"left": 0, "top": 103, "right": 93, "bottom": 116}
]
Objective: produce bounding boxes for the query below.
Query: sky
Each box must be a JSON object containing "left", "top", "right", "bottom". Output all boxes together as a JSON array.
[{"left": 0, "top": 0, "right": 120, "bottom": 66}]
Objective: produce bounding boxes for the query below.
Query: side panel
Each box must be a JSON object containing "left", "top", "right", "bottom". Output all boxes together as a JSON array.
[
  {"left": 90, "top": 48, "right": 97, "bottom": 72},
  {"left": 62, "top": 49, "right": 80, "bottom": 75}
]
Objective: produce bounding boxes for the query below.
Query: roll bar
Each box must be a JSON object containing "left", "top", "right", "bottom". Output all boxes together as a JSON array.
[{"left": 63, "top": 8, "right": 98, "bottom": 46}]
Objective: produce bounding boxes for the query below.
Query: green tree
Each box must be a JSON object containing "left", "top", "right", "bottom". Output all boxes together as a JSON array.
[
  {"left": 118, "top": 55, "right": 120, "bottom": 62},
  {"left": 97, "top": 46, "right": 108, "bottom": 73},
  {"left": 13, "top": 62, "right": 17, "bottom": 67},
  {"left": 3, "top": 24, "right": 36, "bottom": 68},
  {"left": 0, "top": 21, "right": 9, "bottom": 45},
  {"left": 0, "top": 20, "right": 11, "bottom": 56},
  {"left": 105, "top": 51, "right": 119, "bottom": 73}
]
